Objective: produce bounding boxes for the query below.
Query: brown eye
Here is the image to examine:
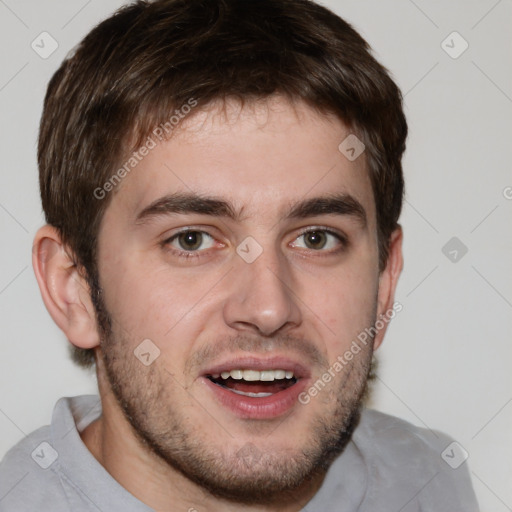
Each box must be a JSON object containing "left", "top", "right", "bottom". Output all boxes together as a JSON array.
[
  {"left": 291, "top": 229, "right": 344, "bottom": 252},
  {"left": 168, "top": 231, "right": 215, "bottom": 252},
  {"left": 304, "top": 231, "right": 327, "bottom": 249},
  {"left": 178, "top": 231, "right": 203, "bottom": 250}
]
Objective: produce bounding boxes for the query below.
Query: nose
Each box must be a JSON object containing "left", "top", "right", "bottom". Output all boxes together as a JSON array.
[{"left": 222, "top": 246, "right": 302, "bottom": 337}]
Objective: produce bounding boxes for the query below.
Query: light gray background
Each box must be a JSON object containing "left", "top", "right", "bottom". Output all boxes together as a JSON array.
[{"left": 0, "top": 0, "right": 511, "bottom": 509}]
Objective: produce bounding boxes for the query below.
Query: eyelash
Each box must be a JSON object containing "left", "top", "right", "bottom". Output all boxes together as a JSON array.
[
  {"left": 292, "top": 227, "right": 348, "bottom": 253},
  {"left": 161, "top": 226, "right": 348, "bottom": 260},
  {"left": 162, "top": 229, "right": 218, "bottom": 260}
]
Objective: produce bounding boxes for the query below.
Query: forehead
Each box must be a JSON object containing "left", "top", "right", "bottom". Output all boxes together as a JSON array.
[{"left": 107, "top": 97, "right": 376, "bottom": 224}]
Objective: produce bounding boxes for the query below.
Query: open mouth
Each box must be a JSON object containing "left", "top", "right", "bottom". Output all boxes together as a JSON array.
[
  {"left": 202, "top": 361, "right": 308, "bottom": 419},
  {"left": 207, "top": 369, "right": 298, "bottom": 398}
]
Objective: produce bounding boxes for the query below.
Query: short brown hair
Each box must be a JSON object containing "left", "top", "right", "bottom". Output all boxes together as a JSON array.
[{"left": 38, "top": 0, "right": 407, "bottom": 367}]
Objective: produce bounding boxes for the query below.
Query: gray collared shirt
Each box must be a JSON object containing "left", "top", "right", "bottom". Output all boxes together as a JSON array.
[{"left": 0, "top": 395, "right": 479, "bottom": 511}]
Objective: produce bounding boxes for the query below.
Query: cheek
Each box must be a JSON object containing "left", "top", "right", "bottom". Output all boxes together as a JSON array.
[
  {"left": 299, "top": 263, "right": 378, "bottom": 350},
  {"left": 99, "top": 255, "right": 223, "bottom": 354}
]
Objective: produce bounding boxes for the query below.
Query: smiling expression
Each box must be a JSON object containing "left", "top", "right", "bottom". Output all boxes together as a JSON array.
[{"left": 91, "top": 96, "right": 396, "bottom": 502}]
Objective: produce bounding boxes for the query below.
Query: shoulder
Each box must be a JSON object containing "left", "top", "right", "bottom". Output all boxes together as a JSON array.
[
  {"left": 355, "top": 408, "right": 468, "bottom": 474},
  {"left": 351, "top": 409, "right": 480, "bottom": 511},
  {"left": 0, "top": 425, "right": 69, "bottom": 510},
  {"left": 357, "top": 408, "right": 454, "bottom": 455}
]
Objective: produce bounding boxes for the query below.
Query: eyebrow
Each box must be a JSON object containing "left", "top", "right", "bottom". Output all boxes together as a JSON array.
[
  {"left": 135, "top": 193, "right": 238, "bottom": 223},
  {"left": 135, "top": 192, "right": 367, "bottom": 227},
  {"left": 285, "top": 194, "right": 367, "bottom": 227}
]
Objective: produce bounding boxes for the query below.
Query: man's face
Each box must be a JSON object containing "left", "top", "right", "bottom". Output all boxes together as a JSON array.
[{"left": 95, "top": 97, "right": 386, "bottom": 501}]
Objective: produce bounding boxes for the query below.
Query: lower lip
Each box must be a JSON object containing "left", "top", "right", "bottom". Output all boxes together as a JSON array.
[{"left": 202, "top": 377, "right": 308, "bottom": 419}]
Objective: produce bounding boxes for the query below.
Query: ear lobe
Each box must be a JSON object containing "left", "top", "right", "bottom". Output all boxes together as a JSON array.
[
  {"left": 32, "top": 225, "right": 100, "bottom": 350},
  {"left": 373, "top": 227, "right": 404, "bottom": 351}
]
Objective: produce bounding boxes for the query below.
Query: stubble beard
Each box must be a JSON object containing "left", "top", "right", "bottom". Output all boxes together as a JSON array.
[{"left": 95, "top": 294, "right": 374, "bottom": 505}]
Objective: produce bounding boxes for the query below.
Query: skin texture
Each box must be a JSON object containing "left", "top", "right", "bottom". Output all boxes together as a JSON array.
[{"left": 33, "top": 96, "right": 403, "bottom": 512}]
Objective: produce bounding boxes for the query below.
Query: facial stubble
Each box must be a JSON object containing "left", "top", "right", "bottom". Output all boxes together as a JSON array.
[{"left": 94, "top": 290, "right": 375, "bottom": 505}]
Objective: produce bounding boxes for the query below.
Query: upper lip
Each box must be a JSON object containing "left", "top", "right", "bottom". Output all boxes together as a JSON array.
[{"left": 201, "top": 355, "right": 311, "bottom": 380}]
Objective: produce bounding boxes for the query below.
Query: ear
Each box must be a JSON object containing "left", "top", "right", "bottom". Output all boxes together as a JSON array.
[
  {"left": 373, "top": 227, "right": 403, "bottom": 351},
  {"left": 32, "top": 225, "right": 100, "bottom": 350}
]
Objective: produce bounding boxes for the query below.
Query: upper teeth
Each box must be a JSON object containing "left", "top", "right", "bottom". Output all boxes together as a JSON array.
[{"left": 215, "top": 369, "right": 294, "bottom": 381}]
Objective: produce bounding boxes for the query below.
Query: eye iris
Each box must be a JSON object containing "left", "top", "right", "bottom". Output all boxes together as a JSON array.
[
  {"left": 305, "top": 231, "right": 327, "bottom": 249},
  {"left": 178, "top": 231, "right": 202, "bottom": 250}
]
